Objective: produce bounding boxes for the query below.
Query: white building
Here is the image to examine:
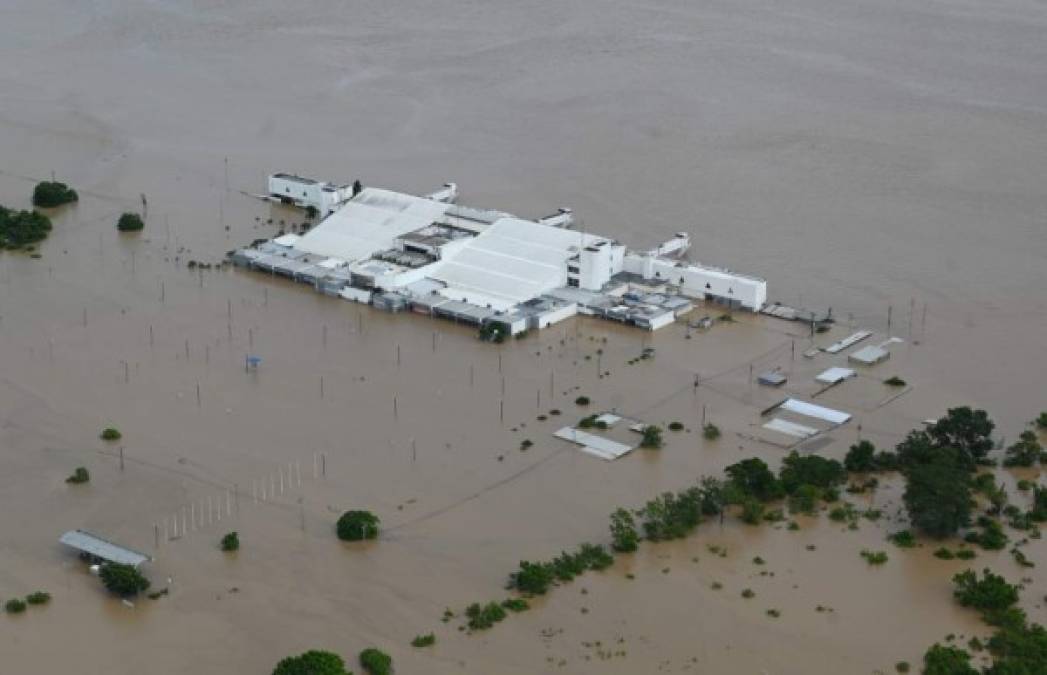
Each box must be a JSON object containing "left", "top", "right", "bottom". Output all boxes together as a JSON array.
[
  {"left": 268, "top": 173, "right": 353, "bottom": 217},
  {"left": 237, "top": 179, "right": 768, "bottom": 332}
]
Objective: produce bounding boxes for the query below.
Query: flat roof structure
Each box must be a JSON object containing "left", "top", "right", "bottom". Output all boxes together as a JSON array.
[
  {"left": 824, "top": 331, "right": 873, "bottom": 354},
  {"left": 554, "top": 427, "right": 633, "bottom": 461},
  {"left": 293, "top": 188, "right": 454, "bottom": 262},
  {"left": 59, "top": 529, "right": 151, "bottom": 568},
  {"left": 429, "top": 217, "right": 609, "bottom": 311},
  {"left": 763, "top": 418, "right": 819, "bottom": 438},
  {"left": 779, "top": 399, "right": 852, "bottom": 425},
  {"left": 849, "top": 345, "right": 891, "bottom": 365},
  {"left": 816, "top": 367, "right": 856, "bottom": 384},
  {"left": 758, "top": 370, "right": 788, "bottom": 387}
]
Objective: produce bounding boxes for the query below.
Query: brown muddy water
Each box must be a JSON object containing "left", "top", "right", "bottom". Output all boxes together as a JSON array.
[{"left": 1, "top": 1, "right": 1046, "bottom": 673}]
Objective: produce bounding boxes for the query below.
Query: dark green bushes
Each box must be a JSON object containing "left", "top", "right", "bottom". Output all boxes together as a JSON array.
[
  {"left": 411, "top": 632, "right": 436, "bottom": 647},
  {"left": 32, "top": 181, "right": 78, "bottom": 208},
  {"left": 609, "top": 508, "right": 639, "bottom": 552},
  {"left": 220, "top": 531, "right": 239, "bottom": 552},
  {"left": 272, "top": 650, "right": 349, "bottom": 675},
  {"left": 358, "top": 648, "right": 392, "bottom": 675},
  {"left": 99, "top": 563, "right": 150, "bottom": 596},
  {"left": 1003, "top": 430, "right": 1043, "bottom": 468},
  {"left": 0, "top": 206, "right": 52, "bottom": 248},
  {"left": 117, "top": 213, "right": 144, "bottom": 232},
  {"left": 25, "top": 591, "right": 50, "bottom": 605},
  {"left": 100, "top": 427, "right": 122, "bottom": 441},
  {"left": 336, "top": 510, "right": 379, "bottom": 541},
  {"left": 66, "top": 467, "right": 90, "bottom": 484},
  {"left": 702, "top": 423, "right": 720, "bottom": 440},
  {"left": 509, "top": 543, "right": 614, "bottom": 594},
  {"left": 5, "top": 598, "right": 27, "bottom": 614},
  {"left": 465, "top": 601, "right": 506, "bottom": 630}
]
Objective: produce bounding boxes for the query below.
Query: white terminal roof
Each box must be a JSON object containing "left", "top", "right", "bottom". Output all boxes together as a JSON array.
[
  {"left": 293, "top": 188, "right": 453, "bottom": 262},
  {"left": 429, "top": 217, "right": 609, "bottom": 311}
]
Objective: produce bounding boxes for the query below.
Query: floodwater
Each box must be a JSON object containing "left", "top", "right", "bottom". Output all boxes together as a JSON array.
[{"left": 1, "top": 1, "right": 1046, "bottom": 673}]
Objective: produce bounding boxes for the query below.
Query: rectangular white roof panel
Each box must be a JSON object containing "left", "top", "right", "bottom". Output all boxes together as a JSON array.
[
  {"left": 554, "top": 427, "right": 633, "bottom": 460},
  {"left": 824, "top": 331, "right": 872, "bottom": 354},
  {"left": 763, "top": 418, "right": 819, "bottom": 438},
  {"left": 780, "top": 399, "right": 852, "bottom": 425},
  {"left": 60, "top": 529, "right": 151, "bottom": 567},
  {"left": 293, "top": 188, "right": 452, "bottom": 262},
  {"left": 816, "top": 367, "right": 856, "bottom": 384},
  {"left": 430, "top": 217, "right": 609, "bottom": 309}
]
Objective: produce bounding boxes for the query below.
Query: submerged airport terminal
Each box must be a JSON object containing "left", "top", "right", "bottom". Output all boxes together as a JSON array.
[{"left": 232, "top": 174, "right": 768, "bottom": 335}]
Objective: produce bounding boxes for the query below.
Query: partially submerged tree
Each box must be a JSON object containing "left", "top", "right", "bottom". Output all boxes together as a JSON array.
[
  {"left": 358, "top": 648, "right": 392, "bottom": 675},
  {"left": 844, "top": 440, "right": 877, "bottom": 473},
  {"left": 922, "top": 644, "right": 978, "bottom": 675},
  {"left": 65, "top": 466, "right": 90, "bottom": 484},
  {"left": 116, "top": 212, "right": 144, "bottom": 232},
  {"left": 336, "top": 510, "right": 379, "bottom": 541},
  {"left": 1003, "top": 430, "right": 1043, "bottom": 468},
  {"left": 609, "top": 507, "right": 639, "bottom": 552},
  {"left": 640, "top": 425, "right": 663, "bottom": 449},
  {"left": 272, "top": 650, "right": 349, "bottom": 675},
  {"left": 725, "top": 458, "right": 783, "bottom": 502},
  {"left": 99, "top": 563, "right": 150, "bottom": 596},
  {"left": 32, "top": 181, "right": 78, "bottom": 208},
  {"left": 927, "top": 407, "right": 995, "bottom": 465},
  {"left": 220, "top": 531, "right": 239, "bottom": 552},
  {"left": 903, "top": 456, "right": 972, "bottom": 537},
  {"left": 0, "top": 206, "right": 52, "bottom": 248}
]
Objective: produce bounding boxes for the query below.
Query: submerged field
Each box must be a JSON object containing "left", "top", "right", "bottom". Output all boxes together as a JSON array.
[{"left": 1, "top": 0, "right": 1046, "bottom": 673}]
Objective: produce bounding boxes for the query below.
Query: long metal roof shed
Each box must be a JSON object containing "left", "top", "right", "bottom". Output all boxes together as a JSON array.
[{"left": 59, "top": 529, "right": 152, "bottom": 568}]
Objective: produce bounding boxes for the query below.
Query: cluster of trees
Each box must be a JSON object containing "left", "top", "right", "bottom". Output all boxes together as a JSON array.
[
  {"left": 509, "top": 543, "right": 614, "bottom": 595},
  {"left": 921, "top": 568, "right": 1047, "bottom": 673},
  {"left": 1002, "top": 430, "right": 1045, "bottom": 467},
  {"left": 336, "top": 511, "right": 379, "bottom": 542},
  {"left": 0, "top": 205, "right": 52, "bottom": 248},
  {"left": 271, "top": 648, "right": 391, "bottom": 675},
  {"left": 32, "top": 181, "right": 78, "bottom": 208}
]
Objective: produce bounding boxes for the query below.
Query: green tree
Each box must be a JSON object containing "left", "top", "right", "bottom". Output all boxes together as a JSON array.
[
  {"left": 845, "top": 440, "right": 877, "bottom": 473},
  {"left": 985, "top": 621, "right": 1047, "bottom": 673},
  {"left": 927, "top": 407, "right": 995, "bottom": 464},
  {"left": 778, "top": 451, "right": 845, "bottom": 494},
  {"left": 640, "top": 425, "right": 663, "bottom": 449},
  {"left": 953, "top": 568, "right": 1019, "bottom": 615},
  {"left": 272, "top": 650, "right": 349, "bottom": 675},
  {"left": 116, "top": 212, "right": 144, "bottom": 232},
  {"left": 32, "top": 181, "right": 78, "bottom": 208},
  {"left": 922, "top": 644, "right": 977, "bottom": 675},
  {"left": 0, "top": 206, "right": 52, "bottom": 247},
  {"left": 903, "top": 457, "right": 972, "bottom": 537},
  {"left": 1003, "top": 431, "right": 1042, "bottom": 468},
  {"left": 99, "top": 563, "right": 150, "bottom": 596},
  {"left": 896, "top": 430, "right": 972, "bottom": 471},
  {"left": 358, "top": 648, "right": 391, "bottom": 675},
  {"left": 725, "top": 458, "right": 783, "bottom": 502},
  {"left": 220, "top": 531, "right": 239, "bottom": 552},
  {"left": 512, "top": 560, "right": 555, "bottom": 595},
  {"left": 336, "top": 511, "right": 379, "bottom": 541},
  {"left": 609, "top": 507, "right": 639, "bottom": 552},
  {"left": 788, "top": 484, "right": 822, "bottom": 514}
]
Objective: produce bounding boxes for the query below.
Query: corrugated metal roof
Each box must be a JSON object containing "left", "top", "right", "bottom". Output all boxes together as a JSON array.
[
  {"left": 59, "top": 530, "right": 151, "bottom": 567},
  {"left": 780, "top": 399, "right": 852, "bottom": 425}
]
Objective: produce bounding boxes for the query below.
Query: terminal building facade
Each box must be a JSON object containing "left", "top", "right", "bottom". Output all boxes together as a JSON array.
[{"left": 234, "top": 178, "right": 767, "bottom": 334}]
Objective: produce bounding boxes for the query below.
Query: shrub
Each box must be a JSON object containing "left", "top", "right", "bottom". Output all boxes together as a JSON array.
[
  {"left": 512, "top": 560, "right": 555, "bottom": 595},
  {"left": 336, "top": 510, "right": 379, "bottom": 541},
  {"left": 1003, "top": 430, "right": 1043, "bottom": 468},
  {"left": 25, "top": 591, "right": 50, "bottom": 605},
  {"left": 889, "top": 530, "right": 917, "bottom": 548},
  {"left": 220, "top": 532, "right": 239, "bottom": 552},
  {"left": 741, "top": 588, "right": 755, "bottom": 598},
  {"left": 895, "top": 661, "right": 910, "bottom": 673},
  {"left": 358, "top": 648, "right": 392, "bottom": 675},
  {"left": 1036, "top": 412, "right": 1047, "bottom": 431},
  {"left": 968, "top": 518, "right": 1008, "bottom": 551},
  {"left": 934, "top": 547, "right": 955, "bottom": 560},
  {"left": 32, "top": 181, "right": 78, "bottom": 208},
  {"left": 465, "top": 601, "right": 506, "bottom": 630},
  {"left": 411, "top": 632, "right": 436, "bottom": 647},
  {"left": 955, "top": 548, "right": 977, "bottom": 560},
  {"left": 117, "top": 213, "right": 144, "bottom": 232},
  {"left": 884, "top": 376, "right": 906, "bottom": 387},
  {"left": 66, "top": 466, "right": 90, "bottom": 484},
  {"left": 609, "top": 507, "right": 639, "bottom": 552},
  {"left": 702, "top": 423, "right": 721, "bottom": 440},
  {"left": 845, "top": 440, "right": 877, "bottom": 473},
  {"left": 740, "top": 498, "right": 765, "bottom": 525},
  {"left": 501, "top": 597, "right": 529, "bottom": 612},
  {"left": 668, "top": 421, "right": 684, "bottom": 431},
  {"left": 640, "top": 425, "right": 663, "bottom": 449},
  {"left": 787, "top": 484, "right": 822, "bottom": 515},
  {"left": 953, "top": 568, "right": 1019, "bottom": 618},
  {"left": 5, "top": 598, "right": 27, "bottom": 614},
  {"left": 575, "top": 396, "right": 590, "bottom": 406},
  {"left": 0, "top": 206, "right": 52, "bottom": 247},
  {"left": 922, "top": 644, "right": 977, "bottom": 675},
  {"left": 100, "top": 427, "right": 122, "bottom": 441},
  {"left": 860, "top": 549, "right": 888, "bottom": 565},
  {"left": 272, "top": 650, "right": 349, "bottom": 675},
  {"left": 99, "top": 563, "right": 150, "bottom": 596}
]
